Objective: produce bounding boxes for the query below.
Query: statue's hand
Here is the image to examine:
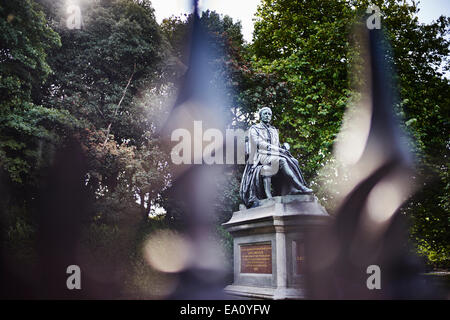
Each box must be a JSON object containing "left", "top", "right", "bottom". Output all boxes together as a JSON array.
[{"left": 280, "top": 143, "right": 292, "bottom": 156}]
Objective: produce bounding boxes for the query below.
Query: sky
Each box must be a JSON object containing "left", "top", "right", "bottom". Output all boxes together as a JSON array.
[{"left": 150, "top": 0, "right": 450, "bottom": 43}]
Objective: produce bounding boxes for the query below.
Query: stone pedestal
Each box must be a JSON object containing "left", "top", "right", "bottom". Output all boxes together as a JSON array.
[{"left": 222, "top": 194, "right": 329, "bottom": 300}]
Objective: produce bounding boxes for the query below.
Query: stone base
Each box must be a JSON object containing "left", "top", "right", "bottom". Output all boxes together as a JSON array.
[
  {"left": 224, "top": 284, "right": 305, "bottom": 300},
  {"left": 222, "top": 194, "right": 329, "bottom": 300}
]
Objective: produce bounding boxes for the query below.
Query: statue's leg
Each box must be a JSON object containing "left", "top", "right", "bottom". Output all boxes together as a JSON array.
[
  {"left": 263, "top": 177, "right": 273, "bottom": 198},
  {"left": 279, "top": 158, "right": 312, "bottom": 193},
  {"left": 260, "top": 157, "right": 278, "bottom": 199}
]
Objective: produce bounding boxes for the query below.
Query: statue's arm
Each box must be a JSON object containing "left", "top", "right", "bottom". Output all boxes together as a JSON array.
[
  {"left": 250, "top": 127, "right": 282, "bottom": 153},
  {"left": 275, "top": 129, "right": 289, "bottom": 150}
]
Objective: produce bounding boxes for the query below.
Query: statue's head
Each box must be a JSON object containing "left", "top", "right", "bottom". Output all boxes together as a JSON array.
[{"left": 259, "top": 107, "right": 272, "bottom": 124}]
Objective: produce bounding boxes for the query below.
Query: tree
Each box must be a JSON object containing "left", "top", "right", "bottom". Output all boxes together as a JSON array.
[
  {"left": 1, "top": 1, "right": 177, "bottom": 298},
  {"left": 252, "top": 0, "right": 358, "bottom": 180},
  {"left": 251, "top": 0, "right": 449, "bottom": 266},
  {"left": 39, "top": 0, "right": 167, "bottom": 143},
  {"left": 35, "top": 0, "right": 173, "bottom": 218},
  {"left": 0, "top": 0, "right": 82, "bottom": 252},
  {"left": 0, "top": 0, "right": 78, "bottom": 186},
  {"left": 160, "top": 11, "right": 292, "bottom": 227}
]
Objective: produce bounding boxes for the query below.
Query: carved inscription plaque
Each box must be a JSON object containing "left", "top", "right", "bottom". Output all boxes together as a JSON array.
[{"left": 240, "top": 243, "right": 272, "bottom": 274}]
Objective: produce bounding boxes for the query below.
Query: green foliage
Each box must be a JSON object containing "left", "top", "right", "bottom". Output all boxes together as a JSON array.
[
  {"left": 0, "top": 0, "right": 60, "bottom": 102},
  {"left": 161, "top": 10, "right": 243, "bottom": 62},
  {"left": 3, "top": 207, "right": 37, "bottom": 264},
  {"left": 1, "top": 0, "right": 448, "bottom": 296},
  {"left": 82, "top": 222, "right": 120, "bottom": 252},
  {"left": 252, "top": 0, "right": 358, "bottom": 179},
  {"left": 367, "top": 0, "right": 449, "bottom": 267},
  {"left": 251, "top": 0, "right": 449, "bottom": 266},
  {"left": 161, "top": 10, "right": 290, "bottom": 129},
  {"left": 1, "top": 1, "right": 174, "bottom": 297},
  {"left": 39, "top": 0, "right": 168, "bottom": 144},
  {"left": 0, "top": 0, "right": 79, "bottom": 184},
  {"left": 32, "top": 0, "right": 174, "bottom": 221},
  {"left": 213, "top": 169, "right": 242, "bottom": 223}
]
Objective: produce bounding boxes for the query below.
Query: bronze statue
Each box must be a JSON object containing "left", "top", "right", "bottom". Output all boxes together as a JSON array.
[{"left": 240, "top": 107, "right": 312, "bottom": 208}]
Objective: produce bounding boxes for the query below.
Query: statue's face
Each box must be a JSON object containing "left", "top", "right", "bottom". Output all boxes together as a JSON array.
[{"left": 260, "top": 109, "right": 272, "bottom": 124}]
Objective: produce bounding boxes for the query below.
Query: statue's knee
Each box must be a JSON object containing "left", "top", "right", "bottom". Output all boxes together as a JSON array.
[
  {"left": 279, "top": 158, "right": 288, "bottom": 170},
  {"left": 261, "top": 165, "right": 274, "bottom": 177}
]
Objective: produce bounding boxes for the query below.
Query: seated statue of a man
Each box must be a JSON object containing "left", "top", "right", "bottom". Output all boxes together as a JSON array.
[{"left": 240, "top": 107, "right": 312, "bottom": 208}]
